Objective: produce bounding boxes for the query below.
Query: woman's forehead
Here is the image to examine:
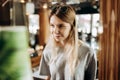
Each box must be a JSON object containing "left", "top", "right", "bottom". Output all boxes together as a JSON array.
[{"left": 50, "top": 15, "right": 68, "bottom": 25}]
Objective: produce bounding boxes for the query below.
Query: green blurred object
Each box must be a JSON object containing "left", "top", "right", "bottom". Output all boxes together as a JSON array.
[{"left": 0, "top": 26, "right": 33, "bottom": 80}]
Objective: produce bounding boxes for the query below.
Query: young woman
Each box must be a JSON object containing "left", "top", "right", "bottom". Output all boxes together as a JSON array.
[{"left": 39, "top": 3, "right": 97, "bottom": 80}]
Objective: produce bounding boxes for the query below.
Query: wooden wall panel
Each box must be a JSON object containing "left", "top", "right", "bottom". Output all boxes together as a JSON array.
[
  {"left": 99, "top": 0, "right": 120, "bottom": 80},
  {"left": 39, "top": 8, "right": 49, "bottom": 45}
]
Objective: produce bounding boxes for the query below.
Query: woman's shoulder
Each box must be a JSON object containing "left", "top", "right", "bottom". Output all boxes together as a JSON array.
[
  {"left": 78, "top": 40, "right": 91, "bottom": 50},
  {"left": 40, "top": 45, "right": 53, "bottom": 64},
  {"left": 42, "top": 45, "right": 52, "bottom": 58},
  {"left": 78, "top": 40, "right": 94, "bottom": 57}
]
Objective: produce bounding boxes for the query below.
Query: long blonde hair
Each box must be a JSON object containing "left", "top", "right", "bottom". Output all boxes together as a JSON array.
[{"left": 47, "top": 3, "right": 79, "bottom": 76}]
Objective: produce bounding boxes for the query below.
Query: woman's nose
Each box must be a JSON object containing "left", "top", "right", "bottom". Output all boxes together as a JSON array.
[{"left": 54, "top": 26, "right": 60, "bottom": 33}]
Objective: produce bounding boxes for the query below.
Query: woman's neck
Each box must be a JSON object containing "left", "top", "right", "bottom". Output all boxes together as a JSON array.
[
  {"left": 57, "top": 40, "right": 73, "bottom": 49},
  {"left": 56, "top": 41, "right": 65, "bottom": 48}
]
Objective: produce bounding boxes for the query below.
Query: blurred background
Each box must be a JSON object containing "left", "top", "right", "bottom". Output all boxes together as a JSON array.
[{"left": 0, "top": 0, "right": 119, "bottom": 80}]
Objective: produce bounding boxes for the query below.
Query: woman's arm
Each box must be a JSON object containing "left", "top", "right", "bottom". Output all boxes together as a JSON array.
[
  {"left": 39, "top": 50, "right": 50, "bottom": 76},
  {"left": 85, "top": 53, "right": 97, "bottom": 80}
]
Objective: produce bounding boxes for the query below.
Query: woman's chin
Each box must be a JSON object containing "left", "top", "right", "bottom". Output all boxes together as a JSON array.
[
  {"left": 55, "top": 39, "right": 60, "bottom": 42},
  {"left": 54, "top": 38, "right": 62, "bottom": 42}
]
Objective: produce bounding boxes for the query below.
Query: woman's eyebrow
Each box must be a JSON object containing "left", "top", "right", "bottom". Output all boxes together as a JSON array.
[
  {"left": 57, "top": 24, "right": 65, "bottom": 27},
  {"left": 50, "top": 23, "right": 66, "bottom": 27},
  {"left": 50, "top": 23, "right": 54, "bottom": 26}
]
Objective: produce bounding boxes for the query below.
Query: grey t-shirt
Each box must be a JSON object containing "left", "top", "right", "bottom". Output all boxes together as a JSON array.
[{"left": 39, "top": 43, "right": 97, "bottom": 80}]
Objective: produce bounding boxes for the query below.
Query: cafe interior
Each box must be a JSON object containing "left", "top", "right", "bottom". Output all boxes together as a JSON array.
[{"left": 0, "top": 0, "right": 120, "bottom": 80}]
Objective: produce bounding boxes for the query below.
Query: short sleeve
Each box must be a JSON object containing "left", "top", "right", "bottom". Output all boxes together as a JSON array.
[{"left": 39, "top": 50, "right": 50, "bottom": 76}]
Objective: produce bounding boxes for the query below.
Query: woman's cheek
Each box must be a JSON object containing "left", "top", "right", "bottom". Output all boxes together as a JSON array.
[{"left": 50, "top": 28, "right": 53, "bottom": 33}]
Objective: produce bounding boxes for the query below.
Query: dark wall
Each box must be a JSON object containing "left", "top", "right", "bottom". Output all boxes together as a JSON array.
[
  {"left": 0, "top": 1, "right": 10, "bottom": 25},
  {"left": 0, "top": 1, "right": 26, "bottom": 26}
]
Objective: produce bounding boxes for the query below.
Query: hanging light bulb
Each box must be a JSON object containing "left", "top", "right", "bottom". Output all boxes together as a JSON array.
[
  {"left": 43, "top": 3, "right": 47, "bottom": 9},
  {"left": 20, "top": 0, "right": 25, "bottom": 3}
]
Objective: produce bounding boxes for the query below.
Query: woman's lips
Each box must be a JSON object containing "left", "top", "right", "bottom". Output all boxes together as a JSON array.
[
  {"left": 54, "top": 34, "right": 61, "bottom": 38},
  {"left": 55, "top": 36, "right": 60, "bottom": 38}
]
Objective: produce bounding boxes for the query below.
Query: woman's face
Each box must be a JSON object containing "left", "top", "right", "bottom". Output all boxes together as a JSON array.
[{"left": 50, "top": 15, "right": 71, "bottom": 43}]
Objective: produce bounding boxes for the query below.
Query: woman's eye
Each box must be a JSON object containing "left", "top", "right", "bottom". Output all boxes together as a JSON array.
[
  {"left": 50, "top": 24, "right": 54, "bottom": 28},
  {"left": 59, "top": 25, "right": 66, "bottom": 28}
]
